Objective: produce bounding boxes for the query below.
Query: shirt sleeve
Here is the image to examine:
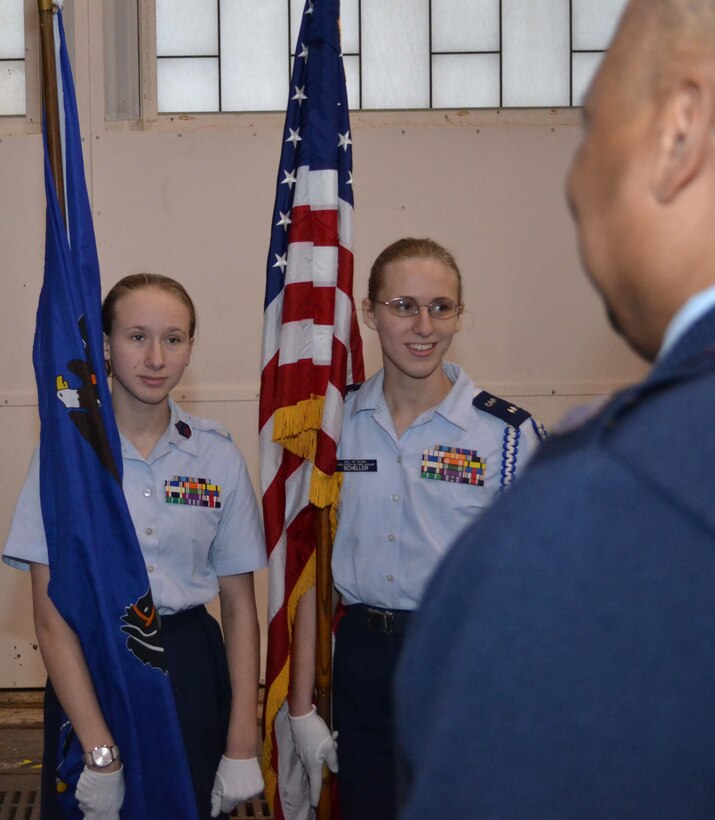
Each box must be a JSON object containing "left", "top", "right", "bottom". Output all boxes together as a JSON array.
[
  {"left": 208, "top": 445, "right": 267, "bottom": 576},
  {"left": 3, "top": 444, "right": 49, "bottom": 570}
]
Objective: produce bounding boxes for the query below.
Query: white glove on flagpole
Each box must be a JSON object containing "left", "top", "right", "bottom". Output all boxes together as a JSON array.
[
  {"left": 75, "top": 765, "right": 125, "bottom": 819},
  {"left": 289, "top": 706, "right": 339, "bottom": 806},
  {"left": 210, "top": 755, "right": 264, "bottom": 817}
]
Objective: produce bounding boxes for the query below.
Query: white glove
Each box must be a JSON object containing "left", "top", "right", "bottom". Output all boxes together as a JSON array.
[
  {"left": 288, "top": 706, "right": 338, "bottom": 806},
  {"left": 210, "top": 755, "right": 264, "bottom": 817},
  {"left": 75, "top": 765, "right": 125, "bottom": 819}
]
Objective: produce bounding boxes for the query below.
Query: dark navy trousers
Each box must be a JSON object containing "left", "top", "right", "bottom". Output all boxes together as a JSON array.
[
  {"left": 332, "top": 605, "right": 410, "bottom": 820},
  {"left": 42, "top": 605, "right": 231, "bottom": 820}
]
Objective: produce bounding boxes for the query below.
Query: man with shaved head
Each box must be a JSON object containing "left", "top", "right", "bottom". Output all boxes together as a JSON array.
[{"left": 396, "top": 0, "right": 715, "bottom": 815}]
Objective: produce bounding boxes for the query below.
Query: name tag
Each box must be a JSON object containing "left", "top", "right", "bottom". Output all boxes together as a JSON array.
[
  {"left": 165, "top": 476, "right": 221, "bottom": 507},
  {"left": 421, "top": 446, "right": 486, "bottom": 486},
  {"left": 336, "top": 459, "right": 378, "bottom": 472}
]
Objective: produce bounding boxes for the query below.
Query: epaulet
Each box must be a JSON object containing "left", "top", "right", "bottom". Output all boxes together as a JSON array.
[
  {"left": 345, "top": 382, "right": 363, "bottom": 394},
  {"left": 472, "top": 390, "right": 531, "bottom": 428}
]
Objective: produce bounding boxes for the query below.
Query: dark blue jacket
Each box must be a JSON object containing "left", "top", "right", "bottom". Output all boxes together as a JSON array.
[{"left": 396, "top": 306, "right": 715, "bottom": 819}]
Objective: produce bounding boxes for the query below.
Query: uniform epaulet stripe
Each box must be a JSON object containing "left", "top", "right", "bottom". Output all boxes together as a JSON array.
[{"left": 473, "top": 390, "right": 531, "bottom": 428}]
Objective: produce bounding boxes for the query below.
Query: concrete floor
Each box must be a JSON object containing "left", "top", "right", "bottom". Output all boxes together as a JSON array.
[{"left": 0, "top": 689, "right": 273, "bottom": 819}]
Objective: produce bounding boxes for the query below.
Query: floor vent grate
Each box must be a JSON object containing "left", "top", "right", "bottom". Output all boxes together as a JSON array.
[
  {"left": 233, "top": 794, "right": 275, "bottom": 818},
  {"left": 0, "top": 790, "right": 41, "bottom": 820}
]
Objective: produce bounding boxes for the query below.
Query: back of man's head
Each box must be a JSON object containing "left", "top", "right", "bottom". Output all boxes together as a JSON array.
[
  {"left": 623, "top": 0, "right": 715, "bottom": 103},
  {"left": 566, "top": 0, "right": 715, "bottom": 361}
]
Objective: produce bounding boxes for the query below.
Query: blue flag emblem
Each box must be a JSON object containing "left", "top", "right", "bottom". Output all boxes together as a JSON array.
[{"left": 36, "top": 10, "right": 197, "bottom": 817}]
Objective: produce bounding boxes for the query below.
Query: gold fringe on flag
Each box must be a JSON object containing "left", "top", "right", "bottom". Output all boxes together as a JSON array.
[
  {"left": 273, "top": 394, "right": 343, "bottom": 533},
  {"left": 309, "top": 466, "right": 342, "bottom": 537},
  {"left": 272, "top": 395, "right": 324, "bottom": 460},
  {"left": 263, "top": 396, "right": 344, "bottom": 802}
]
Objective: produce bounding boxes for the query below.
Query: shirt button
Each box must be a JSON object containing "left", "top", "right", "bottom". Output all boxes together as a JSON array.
[
  {"left": 387, "top": 534, "right": 395, "bottom": 542},
  {"left": 145, "top": 527, "right": 153, "bottom": 535},
  {"left": 147, "top": 565, "right": 154, "bottom": 573},
  {"left": 144, "top": 488, "right": 152, "bottom": 497},
  {"left": 396, "top": 456, "right": 402, "bottom": 464},
  {"left": 386, "top": 574, "right": 394, "bottom": 582},
  {"left": 391, "top": 494, "right": 399, "bottom": 502}
]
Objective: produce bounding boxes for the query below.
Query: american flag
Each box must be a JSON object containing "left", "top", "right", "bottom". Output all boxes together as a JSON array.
[{"left": 259, "top": 0, "right": 364, "bottom": 816}]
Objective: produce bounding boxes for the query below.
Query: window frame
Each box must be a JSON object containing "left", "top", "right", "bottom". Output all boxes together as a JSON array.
[
  {"left": 0, "top": 0, "right": 42, "bottom": 135},
  {"left": 2, "top": 0, "right": 588, "bottom": 138}
]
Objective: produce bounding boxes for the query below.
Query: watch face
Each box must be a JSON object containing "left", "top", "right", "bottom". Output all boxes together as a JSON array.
[{"left": 91, "top": 746, "right": 114, "bottom": 767}]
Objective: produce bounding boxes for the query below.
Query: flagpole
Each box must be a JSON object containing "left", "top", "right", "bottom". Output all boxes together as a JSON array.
[
  {"left": 315, "top": 505, "right": 334, "bottom": 819},
  {"left": 37, "top": 0, "right": 66, "bottom": 226}
]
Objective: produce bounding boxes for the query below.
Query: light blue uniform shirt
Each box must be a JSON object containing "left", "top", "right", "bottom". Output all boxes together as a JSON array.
[
  {"left": 331, "top": 362, "right": 545, "bottom": 610},
  {"left": 4, "top": 401, "right": 266, "bottom": 614},
  {"left": 659, "top": 284, "right": 715, "bottom": 359}
]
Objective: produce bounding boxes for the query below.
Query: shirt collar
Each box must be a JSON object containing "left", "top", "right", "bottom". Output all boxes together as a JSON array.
[
  {"left": 120, "top": 399, "right": 197, "bottom": 462},
  {"left": 164, "top": 400, "right": 198, "bottom": 456},
  {"left": 659, "top": 284, "right": 715, "bottom": 360},
  {"left": 349, "top": 362, "right": 474, "bottom": 431}
]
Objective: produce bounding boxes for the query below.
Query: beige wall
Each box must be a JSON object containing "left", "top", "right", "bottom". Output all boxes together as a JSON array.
[{"left": 0, "top": 5, "right": 647, "bottom": 687}]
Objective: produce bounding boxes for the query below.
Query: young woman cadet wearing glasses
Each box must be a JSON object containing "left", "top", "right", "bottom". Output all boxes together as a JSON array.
[{"left": 285, "top": 237, "right": 547, "bottom": 820}]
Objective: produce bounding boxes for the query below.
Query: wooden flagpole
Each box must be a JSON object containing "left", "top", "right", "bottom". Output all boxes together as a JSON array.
[
  {"left": 315, "top": 505, "right": 334, "bottom": 820},
  {"left": 37, "top": 0, "right": 65, "bottom": 226}
]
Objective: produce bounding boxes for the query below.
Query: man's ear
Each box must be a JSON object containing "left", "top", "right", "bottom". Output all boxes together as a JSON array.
[
  {"left": 653, "top": 77, "right": 713, "bottom": 203},
  {"left": 362, "top": 297, "right": 377, "bottom": 330},
  {"left": 103, "top": 334, "right": 110, "bottom": 362}
]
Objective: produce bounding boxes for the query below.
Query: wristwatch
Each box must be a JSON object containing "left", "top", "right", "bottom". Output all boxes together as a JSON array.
[{"left": 83, "top": 744, "right": 120, "bottom": 768}]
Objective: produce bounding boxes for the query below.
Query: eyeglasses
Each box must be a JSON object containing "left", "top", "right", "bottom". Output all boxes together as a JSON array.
[{"left": 376, "top": 296, "right": 463, "bottom": 320}]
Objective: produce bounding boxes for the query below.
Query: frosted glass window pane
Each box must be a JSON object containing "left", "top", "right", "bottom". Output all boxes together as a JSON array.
[
  {"left": 104, "top": 0, "right": 140, "bottom": 120},
  {"left": 432, "top": 0, "right": 499, "bottom": 52},
  {"left": 503, "top": 0, "right": 569, "bottom": 106},
  {"left": 340, "top": 0, "right": 360, "bottom": 54},
  {"left": 433, "top": 54, "right": 499, "bottom": 108},
  {"left": 572, "top": 51, "right": 604, "bottom": 106},
  {"left": 0, "top": 0, "right": 24, "bottom": 59},
  {"left": 0, "top": 60, "right": 24, "bottom": 115},
  {"left": 157, "top": 58, "right": 219, "bottom": 112},
  {"left": 290, "top": 0, "right": 306, "bottom": 53},
  {"left": 221, "top": 0, "right": 287, "bottom": 111},
  {"left": 343, "top": 54, "right": 360, "bottom": 111},
  {"left": 572, "top": 0, "right": 628, "bottom": 50},
  {"left": 156, "top": 0, "right": 218, "bottom": 56},
  {"left": 362, "top": 0, "right": 429, "bottom": 109}
]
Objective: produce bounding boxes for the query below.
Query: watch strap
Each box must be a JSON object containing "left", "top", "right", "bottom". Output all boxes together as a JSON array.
[{"left": 82, "top": 744, "right": 120, "bottom": 767}]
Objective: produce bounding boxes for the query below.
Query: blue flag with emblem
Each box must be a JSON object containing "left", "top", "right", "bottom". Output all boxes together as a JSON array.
[{"left": 35, "top": 9, "right": 196, "bottom": 817}]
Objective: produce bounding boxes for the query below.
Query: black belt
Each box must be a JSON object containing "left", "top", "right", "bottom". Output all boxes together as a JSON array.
[{"left": 351, "top": 604, "right": 413, "bottom": 634}]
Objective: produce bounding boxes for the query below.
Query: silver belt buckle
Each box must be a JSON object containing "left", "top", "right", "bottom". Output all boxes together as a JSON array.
[{"left": 367, "top": 607, "right": 393, "bottom": 633}]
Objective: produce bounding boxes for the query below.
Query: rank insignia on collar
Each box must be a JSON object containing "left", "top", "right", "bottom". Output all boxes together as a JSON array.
[
  {"left": 421, "top": 445, "right": 486, "bottom": 486},
  {"left": 175, "top": 420, "right": 192, "bottom": 439}
]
